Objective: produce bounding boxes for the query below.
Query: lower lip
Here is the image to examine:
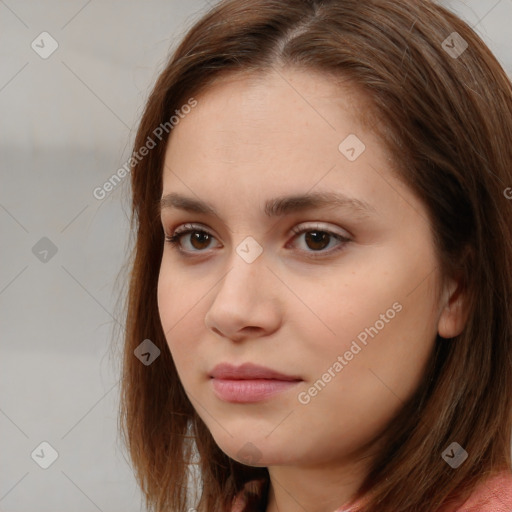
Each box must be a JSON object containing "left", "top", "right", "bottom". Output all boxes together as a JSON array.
[{"left": 210, "top": 378, "right": 301, "bottom": 403}]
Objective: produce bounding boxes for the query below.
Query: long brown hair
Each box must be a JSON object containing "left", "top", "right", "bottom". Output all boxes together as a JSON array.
[{"left": 115, "top": 1, "right": 512, "bottom": 510}]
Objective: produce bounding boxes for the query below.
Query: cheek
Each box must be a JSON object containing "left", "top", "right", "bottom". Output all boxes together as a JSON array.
[
  {"left": 289, "top": 304, "right": 437, "bottom": 456},
  {"left": 157, "top": 265, "right": 186, "bottom": 356},
  {"left": 157, "top": 266, "right": 173, "bottom": 335},
  {"left": 282, "top": 263, "right": 398, "bottom": 355},
  {"left": 157, "top": 262, "right": 196, "bottom": 334},
  {"left": 332, "top": 284, "right": 437, "bottom": 421},
  {"left": 291, "top": 246, "right": 439, "bottom": 400},
  {"left": 157, "top": 263, "right": 206, "bottom": 371}
]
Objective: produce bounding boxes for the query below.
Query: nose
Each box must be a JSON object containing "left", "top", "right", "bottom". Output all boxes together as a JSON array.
[{"left": 204, "top": 249, "right": 282, "bottom": 342}]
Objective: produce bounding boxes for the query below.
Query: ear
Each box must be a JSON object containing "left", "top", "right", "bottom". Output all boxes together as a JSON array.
[{"left": 437, "top": 275, "right": 470, "bottom": 339}]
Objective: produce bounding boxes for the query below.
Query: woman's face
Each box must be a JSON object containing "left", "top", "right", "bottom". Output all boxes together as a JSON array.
[{"left": 157, "top": 68, "right": 460, "bottom": 470}]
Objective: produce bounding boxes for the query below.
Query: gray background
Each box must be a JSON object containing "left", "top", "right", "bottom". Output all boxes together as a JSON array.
[{"left": 1, "top": 1, "right": 510, "bottom": 510}]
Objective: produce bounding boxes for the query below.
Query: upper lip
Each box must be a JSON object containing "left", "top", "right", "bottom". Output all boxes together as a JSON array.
[{"left": 209, "top": 362, "right": 302, "bottom": 381}]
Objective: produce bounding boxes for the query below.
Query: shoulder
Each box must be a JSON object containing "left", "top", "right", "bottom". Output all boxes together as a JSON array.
[
  {"left": 337, "top": 472, "right": 512, "bottom": 512},
  {"left": 231, "top": 473, "right": 512, "bottom": 512},
  {"left": 452, "top": 471, "right": 512, "bottom": 511}
]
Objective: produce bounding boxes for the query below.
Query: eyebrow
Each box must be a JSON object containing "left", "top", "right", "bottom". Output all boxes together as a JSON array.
[{"left": 159, "top": 191, "right": 377, "bottom": 219}]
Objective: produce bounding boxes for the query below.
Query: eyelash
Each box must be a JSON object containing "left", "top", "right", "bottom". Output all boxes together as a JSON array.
[{"left": 164, "top": 222, "right": 351, "bottom": 259}]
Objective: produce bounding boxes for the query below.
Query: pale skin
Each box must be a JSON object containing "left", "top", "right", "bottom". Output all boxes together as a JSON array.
[{"left": 157, "top": 67, "right": 469, "bottom": 512}]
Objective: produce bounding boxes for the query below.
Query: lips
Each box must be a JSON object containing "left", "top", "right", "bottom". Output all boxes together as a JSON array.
[
  {"left": 209, "top": 362, "right": 302, "bottom": 381},
  {"left": 209, "top": 362, "right": 303, "bottom": 403}
]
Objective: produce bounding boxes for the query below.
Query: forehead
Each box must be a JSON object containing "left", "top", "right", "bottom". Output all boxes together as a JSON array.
[
  {"left": 163, "top": 68, "right": 375, "bottom": 175},
  {"left": 181, "top": 67, "right": 368, "bottom": 130},
  {"left": 160, "top": 67, "right": 423, "bottom": 228}
]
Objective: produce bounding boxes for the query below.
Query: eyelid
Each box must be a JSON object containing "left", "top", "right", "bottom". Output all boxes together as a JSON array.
[
  {"left": 166, "top": 221, "right": 349, "bottom": 239},
  {"left": 289, "top": 221, "right": 350, "bottom": 239},
  {"left": 172, "top": 222, "right": 212, "bottom": 236}
]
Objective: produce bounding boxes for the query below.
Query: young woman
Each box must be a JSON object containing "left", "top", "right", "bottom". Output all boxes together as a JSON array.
[{"left": 117, "top": 0, "right": 512, "bottom": 510}]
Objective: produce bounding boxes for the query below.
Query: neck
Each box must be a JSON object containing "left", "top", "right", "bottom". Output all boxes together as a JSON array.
[{"left": 264, "top": 456, "right": 369, "bottom": 512}]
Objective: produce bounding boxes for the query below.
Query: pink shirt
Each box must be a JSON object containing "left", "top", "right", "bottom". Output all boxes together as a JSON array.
[
  {"left": 231, "top": 471, "right": 512, "bottom": 512},
  {"left": 450, "top": 471, "right": 512, "bottom": 511}
]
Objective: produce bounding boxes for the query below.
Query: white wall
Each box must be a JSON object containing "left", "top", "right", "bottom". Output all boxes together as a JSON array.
[{"left": 1, "top": 1, "right": 510, "bottom": 510}]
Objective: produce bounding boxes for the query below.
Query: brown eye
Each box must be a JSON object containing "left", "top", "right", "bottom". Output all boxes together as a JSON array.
[
  {"left": 289, "top": 224, "right": 351, "bottom": 258},
  {"left": 165, "top": 224, "right": 220, "bottom": 253},
  {"left": 303, "top": 231, "right": 331, "bottom": 251},
  {"left": 188, "top": 231, "right": 213, "bottom": 250}
]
